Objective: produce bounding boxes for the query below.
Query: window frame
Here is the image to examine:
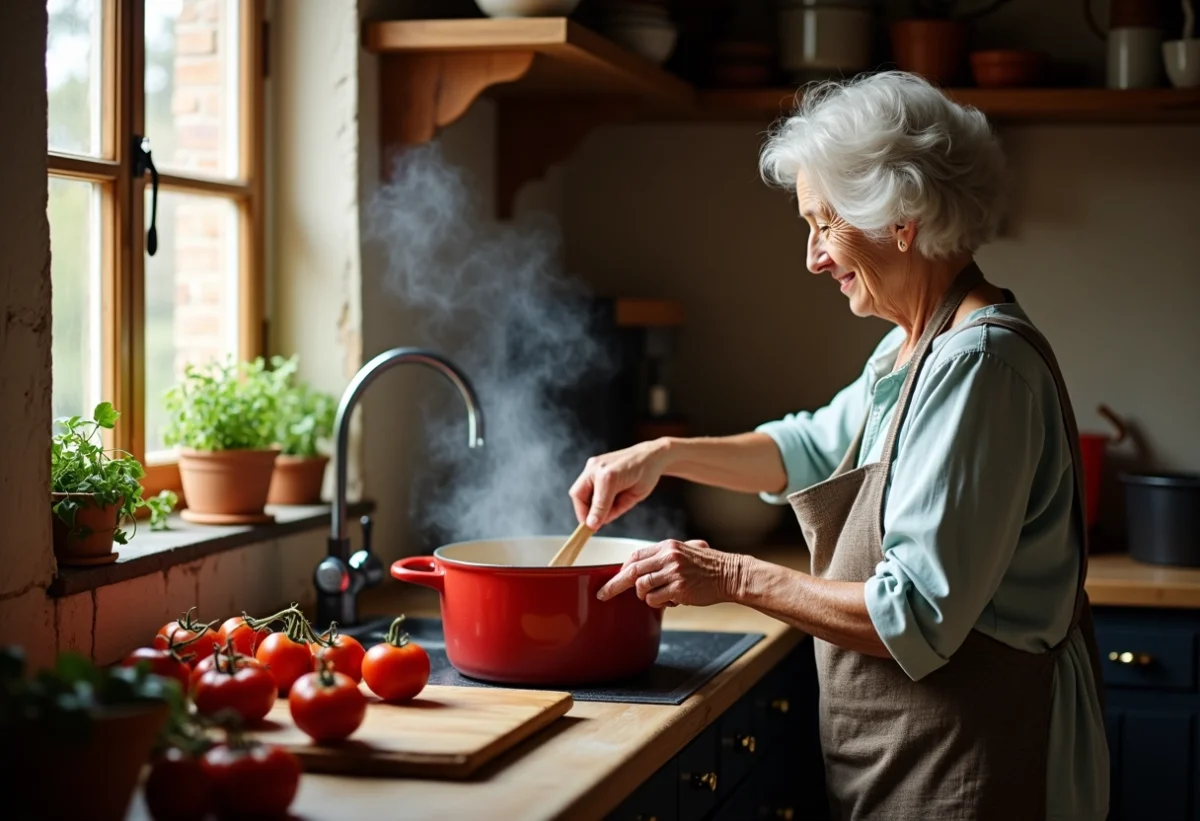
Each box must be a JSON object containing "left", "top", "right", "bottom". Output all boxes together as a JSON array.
[{"left": 47, "top": 0, "right": 266, "bottom": 500}]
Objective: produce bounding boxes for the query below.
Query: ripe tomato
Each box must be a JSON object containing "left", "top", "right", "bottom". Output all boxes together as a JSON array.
[
  {"left": 289, "top": 665, "right": 367, "bottom": 743},
  {"left": 256, "top": 632, "right": 313, "bottom": 696},
  {"left": 310, "top": 633, "right": 365, "bottom": 683},
  {"left": 144, "top": 747, "right": 213, "bottom": 821},
  {"left": 193, "top": 657, "right": 278, "bottom": 725},
  {"left": 189, "top": 649, "right": 269, "bottom": 693},
  {"left": 217, "top": 616, "right": 265, "bottom": 657},
  {"left": 361, "top": 617, "right": 430, "bottom": 703},
  {"left": 155, "top": 607, "right": 218, "bottom": 663},
  {"left": 122, "top": 646, "right": 191, "bottom": 692},
  {"left": 201, "top": 742, "right": 301, "bottom": 820}
]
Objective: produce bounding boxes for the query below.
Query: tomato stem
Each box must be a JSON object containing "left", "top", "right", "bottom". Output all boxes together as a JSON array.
[
  {"left": 166, "top": 624, "right": 214, "bottom": 664},
  {"left": 383, "top": 615, "right": 411, "bottom": 648},
  {"left": 174, "top": 605, "right": 219, "bottom": 637}
]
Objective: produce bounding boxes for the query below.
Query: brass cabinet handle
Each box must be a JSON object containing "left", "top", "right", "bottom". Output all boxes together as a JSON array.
[
  {"left": 1108, "top": 651, "right": 1153, "bottom": 666},
  {"left": 691, "top": 771, "right": 718, "bottom": 791},
  {"left": 775, "top": 809, "right": 795, "bottom": 820},
  {"left": 738, "top": 734, "right": 756, "bottom": 753},
  {"left": 770, "top": 698, "right": 790, "bottom": 714}
]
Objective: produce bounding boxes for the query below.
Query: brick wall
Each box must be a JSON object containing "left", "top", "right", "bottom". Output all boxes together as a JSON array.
[{"left": 171, "top": 0, "right": 232, "bottom": 380}]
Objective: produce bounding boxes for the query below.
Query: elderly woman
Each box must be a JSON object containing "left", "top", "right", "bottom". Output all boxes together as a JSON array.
[{"left": 569, "top": 71, "right": 1108, "bottom": 820}]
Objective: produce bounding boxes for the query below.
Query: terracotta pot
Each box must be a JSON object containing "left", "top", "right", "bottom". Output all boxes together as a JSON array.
[
  {"left": 50, "top": 492, "right": 122, "bottom": 566},
  {"left": 266, "top": 454, "right": 329, "bottom": 505},
  {"left": 891, "top": 19, "right": 967, "bottom": 85},
  {"left": 970, "top": 49, "right": 1045, "bottom": 88},
  {"left": 178, "top": 448, "right": 279, "bottom": 524},
  {"left": 9, "top": 702, "right": 169, "bottom": 821},
  {"left": 393, "top": 536, "right": 664, "bottom": 686}
]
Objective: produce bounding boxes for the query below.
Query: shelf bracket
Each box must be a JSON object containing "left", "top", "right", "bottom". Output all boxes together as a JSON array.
[
  {"left": 495, "top": 97, "right": 637, "bottom": 219},
  {"left": 378, "top": 50, "right": 535, "bottom": 157}
]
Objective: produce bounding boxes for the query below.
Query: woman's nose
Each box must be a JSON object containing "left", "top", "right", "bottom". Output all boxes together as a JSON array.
[{"left": 807, "top": 239, "right": 834, "bottom": 275}]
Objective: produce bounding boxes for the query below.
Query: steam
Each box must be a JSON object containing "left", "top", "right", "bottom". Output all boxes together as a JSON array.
[{"left": 365, "top": 143, "right": 683, "bottom": 544}]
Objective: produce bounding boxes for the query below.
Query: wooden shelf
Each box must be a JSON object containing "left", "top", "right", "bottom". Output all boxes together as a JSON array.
[
  {"left": 364, "top": 17, "right": 1200, "bottom": 215},
  {"left": 692, "top": 87, "right": 1200, "bottom": 124},
  {"left": 364, "top": 18, "right": 692, "bottom": 103}
]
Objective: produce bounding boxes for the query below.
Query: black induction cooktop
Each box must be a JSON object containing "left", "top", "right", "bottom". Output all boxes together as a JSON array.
[{"left": 342, "top": 616, "right": 763, "bottom": 705}]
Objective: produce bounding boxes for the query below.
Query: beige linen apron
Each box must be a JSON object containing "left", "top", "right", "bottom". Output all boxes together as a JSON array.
[{"left": 787, "top": 264, "right": 1104, "bottom": 821}]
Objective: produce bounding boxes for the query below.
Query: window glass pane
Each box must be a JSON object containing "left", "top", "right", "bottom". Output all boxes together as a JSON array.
[
  {"left": 145, "top": 0, "right": 241, "bottom": 179},
  {"left": 49, "top": 177, "right": 103, "bottom": 422},
  {"left": 145, "top": 190, "right": 240, "bottom": 456},
  {"left": 47, "top": 0, "right": 104, "bottom": 156}
]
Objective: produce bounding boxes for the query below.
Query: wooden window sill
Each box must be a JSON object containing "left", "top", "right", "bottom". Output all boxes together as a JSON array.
[{"left": 47, "top": 500, "right": 376, "bottom": 598}]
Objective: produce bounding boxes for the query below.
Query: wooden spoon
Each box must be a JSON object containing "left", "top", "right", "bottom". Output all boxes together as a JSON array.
[{"left": 548, "top": 522, "right": 595, "bottom": 567}]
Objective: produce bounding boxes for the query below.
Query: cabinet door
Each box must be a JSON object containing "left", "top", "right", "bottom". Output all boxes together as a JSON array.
[
  {"left": 678, "top": 723, "right": 720, "bottom": 821},
  {"left": 606, "top": 758, "right": 679, "bottom": 821},
  {"left": 1108, "top": 707, "right": 1196, "bottom": 821}
]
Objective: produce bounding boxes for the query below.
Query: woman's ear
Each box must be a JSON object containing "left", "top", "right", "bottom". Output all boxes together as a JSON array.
[{"left": 892, "top": 221, "right": 917, "bottom": 253}]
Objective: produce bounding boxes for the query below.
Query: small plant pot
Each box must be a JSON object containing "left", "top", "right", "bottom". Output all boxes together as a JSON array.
[
  {"left": 178, "top": 447, "right": 280, "bottom": 525},
  {"left": 891, "top": 19, "right": 967, "bottom": 85},
  {"left": 266, "top": 454, "right": 330, "bottom": 505},
  {"left": 50, "top": 492, "right": 123, "bottom": 566},
  {"left": 9, "top": 702, "right": 169, "bottom": 821}
]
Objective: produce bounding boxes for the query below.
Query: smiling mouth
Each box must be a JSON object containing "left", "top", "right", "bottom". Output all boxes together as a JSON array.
[{"left": 835, "top": 271, "right": 857, "bottom": 292}]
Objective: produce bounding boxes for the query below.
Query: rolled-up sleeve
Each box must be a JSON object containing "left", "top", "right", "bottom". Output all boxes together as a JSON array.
[
  {"left": 755, "top": 369, "right": 872, "bottom": 504},
  {"left": 865, "top": 351, "right": 1046, "bottom": 681}
]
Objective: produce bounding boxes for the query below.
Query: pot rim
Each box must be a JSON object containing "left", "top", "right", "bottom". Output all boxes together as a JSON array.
[
  {"left": 431, "top": 535, "right": 656, "bottom": 570},
  {"left": 1119, "top": 471, "right": 1200, "bottom": 488},
  {"left": 179, "top": 445, "right": 282, "bottom": 456}
]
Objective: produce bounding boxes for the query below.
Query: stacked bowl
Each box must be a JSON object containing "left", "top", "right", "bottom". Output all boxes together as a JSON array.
[{"left": 596, "top": 1, "right": 678, "bottom": 65}]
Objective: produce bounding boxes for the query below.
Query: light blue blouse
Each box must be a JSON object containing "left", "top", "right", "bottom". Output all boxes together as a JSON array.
[{"left": 756, "top": 301, "right": 1109, "bottom": 819}]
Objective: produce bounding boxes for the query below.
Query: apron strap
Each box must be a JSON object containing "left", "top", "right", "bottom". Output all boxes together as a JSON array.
[
  {"left": 875, "top": 261, "right": 983, "bottom": 467},
  {"left": 952, "top": 314, "right": 1091, "bottom": 631}
]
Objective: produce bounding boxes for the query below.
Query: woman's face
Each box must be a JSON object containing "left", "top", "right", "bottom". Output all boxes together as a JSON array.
[{"left": 795, "top": 171, "right": 908, "bottom": 319}]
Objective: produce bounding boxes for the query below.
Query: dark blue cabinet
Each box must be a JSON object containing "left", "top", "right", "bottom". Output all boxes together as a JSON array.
[
  {"left": 607, "top": 638, "right": 828, "bottom": 821},
  {"left": 1094, "top": 607, "right": 1200, "bottom": 821}
]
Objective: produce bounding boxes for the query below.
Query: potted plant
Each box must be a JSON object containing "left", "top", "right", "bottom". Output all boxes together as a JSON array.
[
  {"left": 162, "top": 356, "right": 293, "bottom": 525},
  {"left": 51, "top": 402, "right": 176, "bottom": 566},
  {"left": 267, "top": 369, "right": 338, "bottom": 506},
  {"left": 891, "top": 0, "right": 1013, "bottom": 85},
  {"left": 0, "top": 646, "right": 179, "bottom": 821}
]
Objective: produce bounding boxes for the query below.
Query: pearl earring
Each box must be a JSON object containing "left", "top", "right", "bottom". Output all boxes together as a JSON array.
[{"left": 898, "top": 239, "right": 907, "bottom": 252}]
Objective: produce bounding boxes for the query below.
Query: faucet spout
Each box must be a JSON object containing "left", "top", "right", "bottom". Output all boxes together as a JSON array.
[{"left": 316, "top": 347, "right": 484, "bottom": 627}]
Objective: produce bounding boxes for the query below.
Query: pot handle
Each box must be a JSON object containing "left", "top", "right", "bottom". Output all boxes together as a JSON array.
[{"left": 391, "top": 556, "right": 445, "bottom": 593}]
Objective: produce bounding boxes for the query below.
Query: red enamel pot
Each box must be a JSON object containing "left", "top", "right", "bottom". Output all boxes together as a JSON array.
[{"left": 391, "top": 536, "right": 663, "bottom": 686}]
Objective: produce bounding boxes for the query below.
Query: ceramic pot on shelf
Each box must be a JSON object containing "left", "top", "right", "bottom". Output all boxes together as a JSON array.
[
  {"left": 778, "top": 0, "right": 874, "bottom": 83},
  {"left": 890, "top": 18, "right": 968, "bottom": 85},
  {"left": 1085, "top": 0, "right": 1166, "bottom": 88},
  {"left": 1163, "top": 0, "right": 1200, "bottom": 87}
]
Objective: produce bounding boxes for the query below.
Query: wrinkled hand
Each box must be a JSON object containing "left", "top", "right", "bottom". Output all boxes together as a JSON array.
[
  {"left": 596, "top": 539, "right": 743, "bottom": 608},
  {"left": 569, "top": 440, "right": 669, "bottom": 530}
]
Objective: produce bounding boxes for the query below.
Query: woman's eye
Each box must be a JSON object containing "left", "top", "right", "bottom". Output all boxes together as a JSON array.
[{"left": 817, "top": 224, "right": 830, "bottom": 233}]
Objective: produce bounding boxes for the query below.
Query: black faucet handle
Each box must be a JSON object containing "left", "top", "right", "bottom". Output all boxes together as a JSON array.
[{"left": 349, "top": 515, "right": 383, "bottom": 589}]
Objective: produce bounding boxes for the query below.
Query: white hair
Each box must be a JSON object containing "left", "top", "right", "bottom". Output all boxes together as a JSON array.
[{"left": 759, "top": 71, "right": 1007, "bottom": 259}]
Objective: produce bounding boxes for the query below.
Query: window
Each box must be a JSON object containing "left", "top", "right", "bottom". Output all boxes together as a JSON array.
[{"left": 47, "top": 0, "right": 265, "bottom": 495}]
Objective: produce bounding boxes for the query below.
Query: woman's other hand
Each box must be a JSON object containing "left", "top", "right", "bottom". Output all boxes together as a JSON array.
[
  {"left": 596, "top": 539, "right": 742, "bottom": 608},
  {"left": 569, "top": 439, "right": 670, "bottom": 530}
]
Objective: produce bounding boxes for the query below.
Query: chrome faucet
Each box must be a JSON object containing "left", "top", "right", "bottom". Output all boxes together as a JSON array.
[{"left": 314, "top": 347, "right": 484, "bottom": 628}]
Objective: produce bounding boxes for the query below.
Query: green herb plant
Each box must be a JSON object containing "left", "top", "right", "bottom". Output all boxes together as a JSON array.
[
  {"left": 0, "top": 645, "right": 182, "bottom": 744},
  {"left": 51, "top": 402, "right": 176, "bottom": 544},
  {"left": 162, "top": 355, "right": 296, "bottom": 452},
  {"left": 277, "top": 378, "right": 338, "bottom": 458}
]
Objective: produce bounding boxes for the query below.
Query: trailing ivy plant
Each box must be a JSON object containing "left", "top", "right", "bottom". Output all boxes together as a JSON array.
[
  {"left": 51, "top": 403, "right": 176, "bottom": 543},
  {"left": 162, "top": 356, "right": 296, "bottom": 452},
  {"left": 277, "top": 378, "right": 338, "bottom": 459}
]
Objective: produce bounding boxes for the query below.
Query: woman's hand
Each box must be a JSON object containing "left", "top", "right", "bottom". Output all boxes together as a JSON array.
[
  {"left": 596, "top": 540, "right": 744, "bottom": 608},
  {"left": 569, "top": 439, "right": 671, "bottom": 530}
]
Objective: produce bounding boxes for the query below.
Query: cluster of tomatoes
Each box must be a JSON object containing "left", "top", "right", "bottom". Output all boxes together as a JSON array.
[{"left": 121, "top": 606, "right": 431, "bottom": 820}]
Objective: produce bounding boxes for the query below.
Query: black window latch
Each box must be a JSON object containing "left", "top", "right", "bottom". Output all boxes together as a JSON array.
[{"left": 132, "top": 134, "right": 159, "bottom": 256}]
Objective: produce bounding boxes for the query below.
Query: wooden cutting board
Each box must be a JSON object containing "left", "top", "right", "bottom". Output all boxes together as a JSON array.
[{"left": 249, "top": 684, "right": 573, "bottom": 779}]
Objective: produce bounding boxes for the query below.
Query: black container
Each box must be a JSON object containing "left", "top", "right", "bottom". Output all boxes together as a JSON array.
[{"left": 1121, "top": 472, "right": 1200, "bottom": 567}]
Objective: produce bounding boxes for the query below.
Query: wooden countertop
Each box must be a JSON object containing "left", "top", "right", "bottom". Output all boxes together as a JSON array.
[
  {"left": 124, "top": 545, "right": 1200, "bottom": 821},
  {"left": 1085, "top": 552, "right": 1200, "bottom": 608}
]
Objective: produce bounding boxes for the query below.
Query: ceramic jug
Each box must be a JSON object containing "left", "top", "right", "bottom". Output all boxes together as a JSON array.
[{"left": 1085, "top": 0, "right": 1165, "bottom": 87}]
